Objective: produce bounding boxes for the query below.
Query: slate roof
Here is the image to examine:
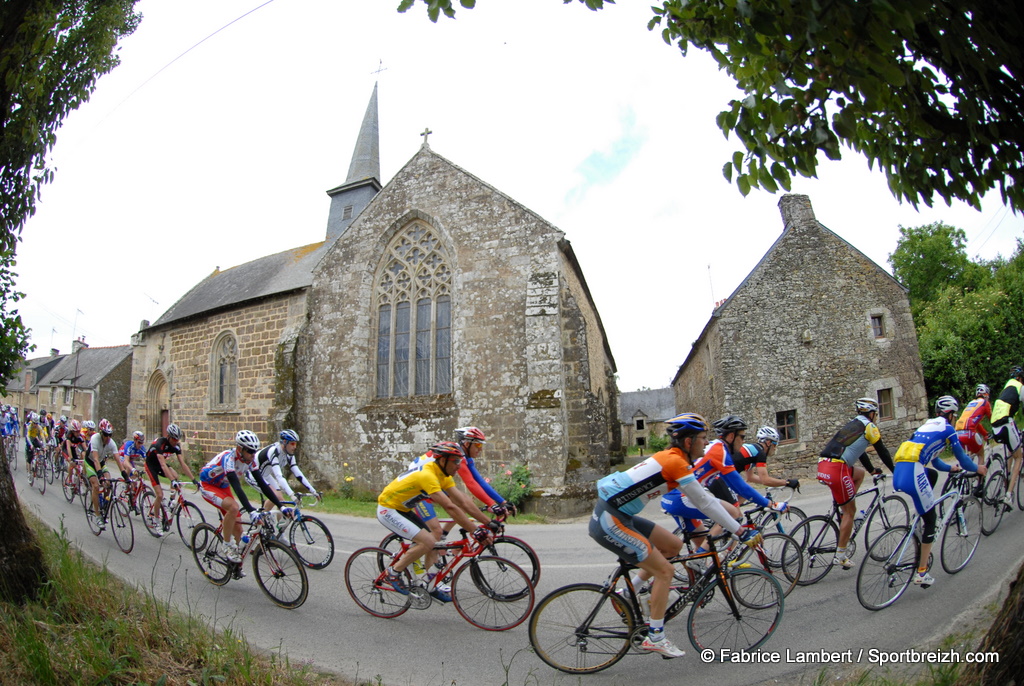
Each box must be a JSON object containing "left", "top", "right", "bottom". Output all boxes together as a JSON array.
[
  {"left": 4, "top": 355, "right": 64, "bottom": 395},
  {"left": 38, "top": 346, "right": 132, "bottom": 389},
  {"left": 147, "top": 241, "right": 330, "bottom": 330},
  {"left": 618, "top": 387, "right": 675, "bottom": 425}
]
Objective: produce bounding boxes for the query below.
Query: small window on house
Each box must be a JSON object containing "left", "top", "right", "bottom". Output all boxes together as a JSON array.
[
  {"left": 210, "top": 332, "right": 238, "bottom": 411},
  {"left": 64, "top": 387, "right": 73, "bottom": 404},
  {"left": 877, "top": 388, "right": 894, "bottom": 420},
  {"left": 50, "top": 387, "right": 58, "bottom": 405},
  {"left": 871, "top": 314, "right": 886, "bottom": 338},
  {"left": 635, "top": 419, "right": 646, "bottom": 431},
  {"left": 636, "top": 437, "right": 646, "bottom": 447},
  {"left": 343, "top": 205, "right": 353, "bottom": 220},
  {"left": 776, "top": 409, "right": 797, "bottom": 442}
]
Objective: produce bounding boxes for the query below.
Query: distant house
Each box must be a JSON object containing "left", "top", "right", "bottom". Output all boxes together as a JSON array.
[
  {"left": 3, "top": 340, "right": 133, "bottom": 438},
  {"left": 618, "top": 387, "right": 675, "bottom": 454},
  {"left": 671, "top": 194, "right": 927, "bottom": 473}
]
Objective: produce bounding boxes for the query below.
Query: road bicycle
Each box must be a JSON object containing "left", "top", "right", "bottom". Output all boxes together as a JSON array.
[
  {"left": 112, "top": 468, "right": 154, "bottom": 517},
  {"left": 139, "top": 480, "right": 205, "bottom": 548},
  {"left": 979, "top": 442, "right": 1023, "bottom": 531},
  {"left": 83, "top": 475, "right": 135, "bottom": 554},
  {"left": 274, "top": 493, "right": 335, "bottom": 569},
  {"left": 62, "top": 458, "right": 89, "bottom": 504},
  {"left": 44, "top": 437, "right": 60, "bottom": 484},
  {"left": 856, "top": 470, "right": 982, "bottom": 611},
  {"left": 527, "top": 531, "right": 784, "bottom": 674},
  {"left": 745, "top": 486, "right": 807, "bottom": 534},
  {"left": 27, "top": 445, "right": 47, "bottom": 495},
  {"left": 378, "top": 513, "right": 540, "bottom": 587},
  {"left": 789, "top": 473, "right": 909, "bottom": 585},
  {"left": 2, "top": 433, "right": 17, "bottom": 471},
  {"left": 347, "top": 525, "right": 534, "bottom": 631},
  {"left": 191, "top": 511, "right": 309, "bottom": 609}
]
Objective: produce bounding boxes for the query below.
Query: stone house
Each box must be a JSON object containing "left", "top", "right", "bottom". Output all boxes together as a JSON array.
[
  {"left": 618, "top": 387, "right": 675, "bottom": 454},
  {"left": 127, "top": 85, "right": 619, "bottom": 500},
  {"left": 672, "top": 194, "right": 927, "bottom": 473},
  {"left": 4, "top": 340, "right": 133, "bottom": 437}
]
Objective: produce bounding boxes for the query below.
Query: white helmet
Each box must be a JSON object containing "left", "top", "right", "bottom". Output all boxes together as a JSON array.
[
  {"left": 756, "top": 426, "right": 780, "bottom": 443},
  {"left": 855, "top": 397, "right": 878, "bottom": 414},
  {"left": 235, "top": 430, "right": 260, "bottom": 453},
  {"left": 935, "top": 395, "right": 959, "bottom": 415}
]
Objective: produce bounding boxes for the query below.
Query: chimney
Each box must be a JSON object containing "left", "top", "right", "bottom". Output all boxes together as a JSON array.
[
  {"left": 778, "top": 194, "right": 816, "bottom": 232},
  {"left": 50, "top": 348, "right": 60, "bottom": 357},
  {"left": 72, "top": 337, "right": 89, "bottom": 354}
]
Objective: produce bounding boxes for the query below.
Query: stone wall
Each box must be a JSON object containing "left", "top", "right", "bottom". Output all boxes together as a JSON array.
[
  {"left": 96, "top": 353, "right": 133, "bottom": 442},
  {"left": 127, "top": 292, "right": 308, "bottom": 465}
]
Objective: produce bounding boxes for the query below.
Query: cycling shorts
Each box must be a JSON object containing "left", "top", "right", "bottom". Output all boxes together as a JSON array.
[
  {"left": 706, "top": 476, "right": 735, "bottom": 504},
  {"left": 956, "top": 430, "right": 985, "bottom": 456},
  {"left": 660, "top": 490, "right": 707, "bottom": 533},
  {"left": 588, "top": 498, "right": 656, "bottom": 565},
  {"left": 145, "top": 458, "right": 169, "bottom": 487},
  {"left": 993, "top": 419, "right": 1022, "bottom": 453},
  {"left": 200, "top": 483, "right": 234, "bottom": 513},
  {"left": 817, "top": 459, "right": 856, "bottom": 506},
  {"left": 893, "top": 462, "right": 939, "bottom": 543},
  {"left": 377, "top": 504, "right": 427, "bottom": 539},
  {"left": 83, "top": 458, "right": 107, "bottom": 481}
]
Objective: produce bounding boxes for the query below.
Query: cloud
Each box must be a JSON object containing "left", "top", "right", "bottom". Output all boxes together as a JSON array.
[{"left": 565, "top": 109, "right": 647, "bottom": 205}]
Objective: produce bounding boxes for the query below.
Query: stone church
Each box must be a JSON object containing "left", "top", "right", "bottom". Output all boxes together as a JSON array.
[
  {"left": 672, "top": 194, "right": 928, "bottom": 473},
  {"left": 127, "top": 85, "right": 619, "bottom": 503}
]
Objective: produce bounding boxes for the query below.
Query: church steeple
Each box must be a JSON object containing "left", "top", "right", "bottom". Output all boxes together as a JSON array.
[{"left": 325, "top": 84, "right": 383, "bottom": 240}]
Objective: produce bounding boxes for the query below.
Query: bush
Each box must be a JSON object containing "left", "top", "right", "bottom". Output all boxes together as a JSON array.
[{"left": 493, "top": 463, "right": 532, "bottom": 508}]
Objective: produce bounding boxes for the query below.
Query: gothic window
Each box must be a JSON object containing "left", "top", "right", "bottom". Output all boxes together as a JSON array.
[
  {"left": 211, "top": 332, "right": 238, "bottom": 411},
  {"left": 375, "top": 221, "right": 452, "bottom": 398}
]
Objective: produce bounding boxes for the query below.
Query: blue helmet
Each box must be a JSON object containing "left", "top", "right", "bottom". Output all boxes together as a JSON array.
[
  {"left": 666, "top": 412, "right": 709, "bottom": 437},
  {"left": 280, "top": 429, "right": 300, "bottom": 443}
]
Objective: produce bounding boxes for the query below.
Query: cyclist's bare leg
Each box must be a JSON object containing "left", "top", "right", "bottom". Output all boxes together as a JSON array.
[
  {"left": 1007, "top": 447, "right": 1022, "bottom": 495},
  {"left": 636, "top": 525, "right": 682, "bottom": 621},
  {"left": 88, "top": 474, "right": 102, "bottom": 517},
  {"left": 686, "top": 500, "right": 740, "bottom": 553},
  {"left": 221, "top": 497, "right": 244, "bottom": 546},
  {"left": 838, "top": 466, "right": 865, "bottom": 549},
  {"left": 633, "top": 523, "right": 685, "bottom": 587},
  {"left": 392, "top": 529, "right": 437, "bottom": 574}
]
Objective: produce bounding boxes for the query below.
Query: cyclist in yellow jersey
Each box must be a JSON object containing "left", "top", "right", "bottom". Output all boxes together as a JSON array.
[
  {"left": 377, "top": 442, "right": 494, "bottom": 602},
  {"left": 25, "top": 413, "right": 45, "bottom": 465},
  {"left": 991, "top": 366, "right": 1024, "bottom": 509}
]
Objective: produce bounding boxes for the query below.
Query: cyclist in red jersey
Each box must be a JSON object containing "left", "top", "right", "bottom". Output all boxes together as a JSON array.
[{"left": 955, "top": 384, "right": 991, "bottom": 459}]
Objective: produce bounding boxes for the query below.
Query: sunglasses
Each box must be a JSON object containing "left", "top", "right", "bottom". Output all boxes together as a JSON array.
[{"left": 242, "top": 448, "right": 256, "bottom": 456}]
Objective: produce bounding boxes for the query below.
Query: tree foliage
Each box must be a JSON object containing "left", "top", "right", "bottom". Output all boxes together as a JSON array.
[
  {"left": 0, "top": 0, "right": 141, "bottom": 385},
  {"left": 401, "top": 0, "right": 1024, "bottom": 213},
  {"left": 889, "top": 222, "right": 1024, "bottom": 401}
]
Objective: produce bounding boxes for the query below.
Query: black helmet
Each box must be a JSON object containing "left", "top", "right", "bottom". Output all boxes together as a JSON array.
[
  {"left": 1012, "top": 366, "right": 1024, "bottom": 380},
  {"left": 712, "top": 415, "right": 747, "bottom": 436}
]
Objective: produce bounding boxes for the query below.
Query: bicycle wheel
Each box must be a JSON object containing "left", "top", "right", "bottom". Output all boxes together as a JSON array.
[
  {"left": 484, "top": 535, "right": 540, "bottom": 587},
  {"left": 288, "top": 515, "right": 335, "bottom": 569},
  {"left": 864, "top": 494, "right": 910, "bottom": 546},
  {"left": 856, "top": 526, "right": 918, "bottom": 610},
  {"left": 451, "top": 556, "right": 534, "bottom": 631},
  {"left": 176, "top": 500, "right": 206, "bottom": 550},
  {"left": 190, "top": 523, "right": 233, "bottom": 585},
  {"left": 344, "top": 547, "right": 412, "bottom": 618},
  {"left": 62, "top": 469, "right": 78, "bottom": 503},
  {"left": 45, "top": 454, "right": 56, "bottom": 484},
  {"left": 687, "top": 568, "right": 783, "bottom": 655},
  {"left": 528, "top": 583, "right": 636, "bottom": 674},
  {"left": 735, "top": 532, "right": 803, "bottom": 596},
  {"left": 83, "top": 489, "right": 102, "bottom": 536},
  {"left": 110, "top": 500, "right": 135, "bottom": 554},
  {"left": 941, "top": 497, "right": 982, "bottom": 574},
  {"left": 980, "top": 467, "right": 1007, "bottom": 535},
  {"left": 1015, "top": 464, "right": 1024, "bottom": 511},
  {"left": 252, "top": 539, "right": 309, "bottom": 609},
  {"left": 138, "top": 492, "right": 165, "bottom": 538},
  {"left": 790, "top": 515, "right": 838, "bottom": 585}
]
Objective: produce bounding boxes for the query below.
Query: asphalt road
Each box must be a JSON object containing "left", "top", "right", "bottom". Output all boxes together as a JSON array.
[{"left": 12, "top": 452, "right": 1024, "bottom": 686}]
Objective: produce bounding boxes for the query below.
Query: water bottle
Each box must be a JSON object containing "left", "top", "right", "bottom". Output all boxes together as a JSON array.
[
  {"left": 241, "top": 534, "right": 250, "bottom": 545},
  {"left": 854, "top": 509, "right": 866, "bottom": 527},
  {"left": 99, "top": 493, "right": 107, "bottom": 511}
]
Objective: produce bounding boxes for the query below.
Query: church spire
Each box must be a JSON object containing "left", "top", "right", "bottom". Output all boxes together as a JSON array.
[
  {"left": 345, "top": 82, "right": 380, "bottom": 184},
  {"left": 324, "top": 84, "right": 384, "bottom": 241}
]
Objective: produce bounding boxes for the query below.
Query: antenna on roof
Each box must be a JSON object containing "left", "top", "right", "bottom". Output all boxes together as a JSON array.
[{"left": 708, "top": 264, "right": 716, "bottom": 307}]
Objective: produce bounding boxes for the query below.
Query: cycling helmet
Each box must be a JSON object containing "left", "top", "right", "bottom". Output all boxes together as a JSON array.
[
  {"left": 98, "top": 418, "right": 113, "bottom": 435},
  {"left": 855, "top": 397, "right": 879, "bottom": 414},
  {"left": 83, "top": 420, "right": 96, "bottom": 430},
  {"left": 429, "top": 441, "right": 463, "bottom": 460},
  {"left": 166, "top": 423, "right": 181, "bottom": 440},
  {"left": 132, "top": 430, "right": 145, "bottom": 440},
  {"left": 1012, "top": 366, "right": 1024, "bottom": 379},
  {"left": 69, "top": 420, "right": 81, "bottom": 431},
  {"left": 666, "top": 412, "right": 709, "bottom": 437},
  {"left": 756, "top": 426, "right": 781, "bottom": 443},
  {"left": 935, "top": 395, "right": 959, "bottom": 415},
  {"left": 976, "top": 384, "right": 990, "bottom": 398},
  {"left": 29, "top": 412, "right": 38, "bottom": 423},
  {"left": 455, "top": 426, "right": 487, "bottom": 444},
  {"left": 712, "top": 414, "right": 747, "bottom": 436},
  {"left": 280, "top": 429, "right": 300, "bottom": 443},
  {"left": 59, "top": 415, "right": 67, "bottom": 423},
  {"left": 235, "top": 430, "right": 261, "bottom": 452}
]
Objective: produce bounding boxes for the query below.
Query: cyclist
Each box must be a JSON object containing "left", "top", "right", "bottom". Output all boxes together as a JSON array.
[
  {"left": 955, "top": 384, "right": 991, "bottom": 460},
  {"left": 81, "top": 420, "right": 96, "bottom": 464},
  {"left": 991, "top": 366, "right": 1024, "bottom": 510},
  {"left": 736, "top": 426, "right": 801, "bottom": 492},
  {"left": 120, "top": 430, "right": 148, "bottom": 474},
  {"left": 893, "top": 396, "right": 985, "bottom": 588},
  {"left": 144, "top": 424, "right": 198, "bottom": 526},
  {"left": 817, "top": 397, "right": 895, "bottom": 570},
  {"left": 453, "top": 426, "right": 516, "bottom": 515},
  {"left": 86, "top": 420, "right": 133, "bottom": 527},
  {"left": 377, "top": 441, "right": 494, "bottom": 603},
  {"left": 25, "top": 412, "right": 45, "bottom": 465},
  {"left": 52, "top": 415, "right": 68, "bottom": 447},
  {"left": 199, "top": 430, "right": 293, "bottom": 563},
  {"left": 590, "top": 412, "right": 761, "bottom": 659},
  {"left": 249, "top": 429, "right": 320, "bottom": 533},
  {"left": 61, "top": 420, "right": 86, "bottom": 484}
]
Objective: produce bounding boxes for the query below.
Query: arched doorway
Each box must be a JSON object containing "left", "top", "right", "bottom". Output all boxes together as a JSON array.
[{"left": 147, "top": 371, "right": 169, "bottom": 439}]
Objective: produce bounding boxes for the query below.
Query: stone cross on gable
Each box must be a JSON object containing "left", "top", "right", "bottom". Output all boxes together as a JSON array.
[
  {"left": 420, "top": 127, "right": 432, "bottom": 147},
  {"left": 371, "top": 59, "right": 387, "bottom": 76}
]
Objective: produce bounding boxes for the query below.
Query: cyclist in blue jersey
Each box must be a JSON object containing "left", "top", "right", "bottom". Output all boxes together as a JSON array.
[{"left": 893, "top": 396, "right": 986, "bottom": 588}]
